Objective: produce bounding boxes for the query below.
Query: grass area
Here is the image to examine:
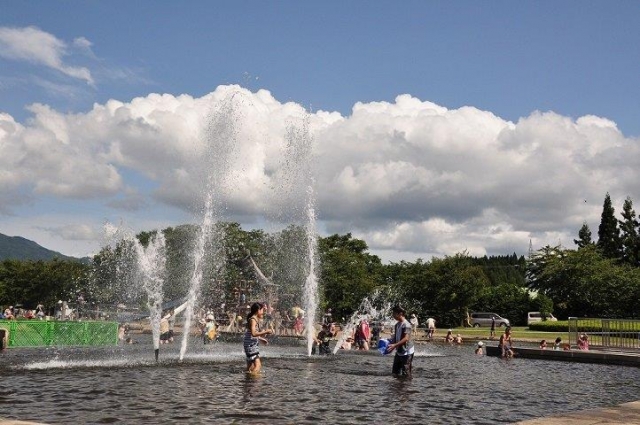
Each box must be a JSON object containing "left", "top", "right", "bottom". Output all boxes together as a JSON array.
[{"left": 421, "top": 326, "right": 565, "bottom": 342}]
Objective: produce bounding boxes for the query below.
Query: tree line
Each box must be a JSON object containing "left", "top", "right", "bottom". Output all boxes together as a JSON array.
[
  {"left": 527, "top": 193, "right": 640, "bottom": 320},
  {"left": 2, "top": 193, "right": 639, "bottom": 325}
]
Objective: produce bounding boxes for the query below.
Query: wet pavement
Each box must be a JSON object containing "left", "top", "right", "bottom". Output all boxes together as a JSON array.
[{"left": 515, "top": 400, "right": 640, "bottom": 424}]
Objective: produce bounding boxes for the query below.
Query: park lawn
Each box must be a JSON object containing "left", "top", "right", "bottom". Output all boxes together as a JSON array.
[{"left": 424, "top": 326, "right": 565, "bottom": 342}]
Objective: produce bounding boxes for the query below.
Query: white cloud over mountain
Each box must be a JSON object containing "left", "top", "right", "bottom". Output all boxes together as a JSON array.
[{"left": 1, "top": 85, "right": 637, "bottom": 261}]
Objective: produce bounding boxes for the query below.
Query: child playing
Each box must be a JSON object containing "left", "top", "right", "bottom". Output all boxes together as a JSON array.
[{"left": 243, "top": 303, "right": 273, "bottom": 374}]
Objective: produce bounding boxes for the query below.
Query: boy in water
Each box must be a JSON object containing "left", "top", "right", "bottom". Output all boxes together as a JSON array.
[
  {"left": 314, "top": 323, "right": 336, "bottom": 355},
  {"left": 386, "top": 305, "right": 414, "bottom": 377}
]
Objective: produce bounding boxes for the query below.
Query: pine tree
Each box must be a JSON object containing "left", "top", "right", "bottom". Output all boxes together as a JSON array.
[
  {"left": 596, "top": 193, "right": 622, "bottom": 260},
  {"left": 573, "top": 222, "right": 593, "bottom": 249},
  {"left": 618, "top": 196, "right": 639, "bottom": 266}
]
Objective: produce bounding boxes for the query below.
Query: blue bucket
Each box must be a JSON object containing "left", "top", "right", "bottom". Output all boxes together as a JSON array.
[{"left": 377, "top": 338, "right": 389, "bottom": 355}]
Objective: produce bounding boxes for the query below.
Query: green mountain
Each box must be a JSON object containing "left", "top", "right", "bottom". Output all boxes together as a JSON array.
[{"left": 0, "top": 233, "right": 83, "bottom": 262}]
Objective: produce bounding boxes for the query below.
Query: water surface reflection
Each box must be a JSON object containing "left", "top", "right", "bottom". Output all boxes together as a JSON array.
[{"left": 1, "top": 340, "right": 639, "bottom": 424}]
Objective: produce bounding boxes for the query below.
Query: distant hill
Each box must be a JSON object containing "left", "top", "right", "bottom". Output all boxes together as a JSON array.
[{"left": 0, "top": 233, "right": 86, "bottom": 262}]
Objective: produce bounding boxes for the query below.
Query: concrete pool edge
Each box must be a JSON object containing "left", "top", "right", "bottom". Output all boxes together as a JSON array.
[
  {"left": 4, "top": 401, "right": 640, "bottom": 425},
  {"left": 514, "top": 400, "right": 640, "bottom": 424},
  {"left": 486, "top": 345, "right": 640, "bottom": 367}
]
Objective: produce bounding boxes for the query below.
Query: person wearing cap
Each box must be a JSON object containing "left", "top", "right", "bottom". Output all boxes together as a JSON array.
[
  {"left": 475, "top": 341, "right": 484, "bottom": 355},
  {"left": 243, "top": 302, "right": 273, "bottom": 375},
  {"left": 386, "top": 305, "right": 415, "bottom": 377}
]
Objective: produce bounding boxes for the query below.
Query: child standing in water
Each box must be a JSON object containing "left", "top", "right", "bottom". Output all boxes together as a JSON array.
[
  {"left": 386, "top": 305, "right": 414, "bottom": 377},
  {"left": 243, "top": 302, "right": 273, "bottom": 375}
]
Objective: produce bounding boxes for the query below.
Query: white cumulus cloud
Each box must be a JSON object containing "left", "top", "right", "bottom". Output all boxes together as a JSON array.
[
  {"left": 1, "top": 85, "right": 639, "bottom": 261},
  {"left": 0, "top": 26, "right": 94, "bottom": 84}
]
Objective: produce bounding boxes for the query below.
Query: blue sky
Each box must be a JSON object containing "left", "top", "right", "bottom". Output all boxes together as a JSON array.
[
  {"left": 4, "top": 2, "right": 639, "bottom": 134},
  {"left": 1, "top": 2, "right": 639, "bottom": 261}
]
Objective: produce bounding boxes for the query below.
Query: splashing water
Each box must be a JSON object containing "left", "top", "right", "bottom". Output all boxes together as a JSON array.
[
  {"left": 133, "top": 232, "right": 167, "bottom": 351},
  {"left": 100, "top": 222, "right": 167, "bottom": 351},
  {"left": 333, "top": 294, "right": 391, "bottom": 355}
]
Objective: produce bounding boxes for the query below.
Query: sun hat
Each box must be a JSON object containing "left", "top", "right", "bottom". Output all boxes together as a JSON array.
[{"left": 477, "top": 341, "right": 484, "bottom": 346}]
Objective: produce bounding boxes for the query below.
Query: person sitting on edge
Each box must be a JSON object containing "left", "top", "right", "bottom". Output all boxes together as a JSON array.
[
  {"left": 455, "top": 333, "right": 463, "bottom": 344},
  {"left": 577, "top": 334, "right": 589, "bottom": 350},
  {"left": 539, "top": 340, "right": 547, "bottom": 349},
  {"left": 444, "top": 329, "right": 454, "bottom": 343},
  {"left": 3, "top": 307, "right": 14, "bottom": 320},
  {"left": 553, "top": 337, "right": 562, "bottom": 350},
  {"left": 340, "top": 333, "right": 354, "bottom": 350}
]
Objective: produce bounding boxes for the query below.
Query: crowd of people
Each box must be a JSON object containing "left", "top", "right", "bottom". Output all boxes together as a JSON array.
[
  {"left": 1, "top": 304, "right": 47, "bottom": 320},
  {"left": 4, "top": 297, "right": 591, "bottom": 370}
]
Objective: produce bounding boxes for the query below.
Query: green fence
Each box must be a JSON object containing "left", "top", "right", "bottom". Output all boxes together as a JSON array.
[{"left": 0, "top": 320, "right": 118, "bottom": 348}]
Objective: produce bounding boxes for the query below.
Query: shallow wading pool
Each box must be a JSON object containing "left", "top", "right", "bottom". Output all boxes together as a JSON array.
[{"left": 1, "top": 337, "right": 639, "bottom": 424}]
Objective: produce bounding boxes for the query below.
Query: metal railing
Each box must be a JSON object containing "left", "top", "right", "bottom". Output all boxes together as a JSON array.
[{"left": 568, "top": 317, "right": 640, "bottom": 351}]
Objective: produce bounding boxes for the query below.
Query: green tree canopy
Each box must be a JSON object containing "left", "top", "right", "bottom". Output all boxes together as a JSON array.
[
  {"left": 619, "top": 196, "right": 639, "bottom": 266},
  {"left": 574, "top": 222, "right": 594, "bottom": 249},
  {"left": 597, "top": 193, "right": 622, "bottom": 260}
]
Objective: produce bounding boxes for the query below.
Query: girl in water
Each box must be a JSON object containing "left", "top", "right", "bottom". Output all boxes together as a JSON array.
[{"left": 243, "top": 302, "right": 273, "bottom": 375}]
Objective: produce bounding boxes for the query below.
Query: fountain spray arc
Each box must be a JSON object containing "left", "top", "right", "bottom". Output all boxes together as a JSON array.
[
  {"left": 179, "top": 96, "right": 238, "bottom": 361},
  {"left": 332, "top": 291, "right": 391, "bottom": 355}
]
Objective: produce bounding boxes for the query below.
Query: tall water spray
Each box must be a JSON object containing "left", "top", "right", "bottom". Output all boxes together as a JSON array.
[
  {"left": 303, "top": 186, "right": 319, "bottom": 355},
  {"left": 179, "top": 97, "right": 237, "bottom": 360},
  {"left": 277, "top": 117, "right": 320, "bottom": 355}
]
